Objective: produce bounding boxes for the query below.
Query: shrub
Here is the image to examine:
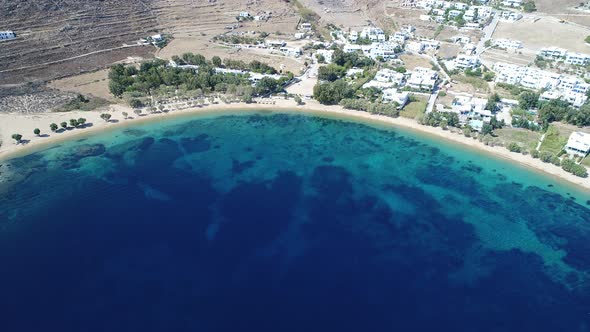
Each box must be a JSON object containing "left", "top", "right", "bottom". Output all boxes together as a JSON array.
[
  {"left": 562, "top": 158, "right": 589, "bottom": 178},
  {"left": 551, "top": 156, "right": 561, "bottom": 166},
  {"left": 507, "top": 142, "right": 521, "bottom": 153},
  {"left": 539, "top": 152, "right": 553, "bottom": 163},
  {"left": 530, "top": 150, "right": 540, "bottom": 159}
]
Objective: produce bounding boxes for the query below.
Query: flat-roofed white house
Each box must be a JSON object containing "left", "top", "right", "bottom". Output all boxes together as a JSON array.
[
  {"left": 565, "top": 52, "right": 590, "bottom": 66},
  {"left": 538, "top": 47, "right": 568, "bottom": 60},
  {"left": 280, "top": 46, "right": 302, "bottom": 57},
  {"left": 493, "top": 38, "right": 522, "bottom": 49},
  {"left": 0, "top": 30, "right": 15, "bottom": 40},
  {"left": 407, "top": 67, "right": 439, "bottom": 91},
  {"left": 454, "top": 54, "right": 480, "bottom": 69},
  {"left": 239, "top": 11, "right": 250, "bottom": 17},
  {"left": 500, "top": 11, "right": 522, "bottom": 22},
  {"left": 382, "top": 88, "right": 410, "bottom": 108},
  {"left": 316, "top": 49, "right": 334, "bottom": 63},
  {"left": 502, "top": 0, "right": 523, "bottom": 7},
  {"left": 565, "top": 132, "right": 590, "bottom": 157}
]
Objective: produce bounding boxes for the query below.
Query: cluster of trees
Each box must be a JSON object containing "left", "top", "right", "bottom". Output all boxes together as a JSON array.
[
  {"left": 528, "top": 150, "right": 588, "bottom": 177},
  {"left": 420, "top": 111, "right": 460, "bottom": 128},
  {"left": 339, "top": 98, "right": 400, "bottom": 117},
  {"left": 314, "top": 80, "right": 355, "bottom": 105},
  {"left": 213, "top": 34, "right": 262, "bottom": 45},
  {"left": 537, "top": 99, "right": 590, "bottom": 127},
  {"left": 522, "top": 0, "right": 537, "bottom": 13},
  {"left": 331, "top": 48, "right": 375, "bottom": 69},
  {"left": 318, "top": 63, "right": 347, "bottom": 82},
  {"left": 561, "top": 158, "right": 588, "bottom": 178},
  {"left": 108, "top": 54, "right": 285, "bottom": 103}
]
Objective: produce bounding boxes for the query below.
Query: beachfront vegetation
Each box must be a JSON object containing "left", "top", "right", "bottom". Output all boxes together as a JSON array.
[
  {"left": 401, "top": 99, "right": 427, "bottom": 120},
  {"left": 561, "top": 158, "right": 588, "bottom": 177},
  {"left": 420, "top": 111, "right": 460, "bottom": 128},
  {"left": 56, "top": 94, "right": 110, "bottom": 112},
  {"left": 294, "top": 95, "right": 303, "bottom": 105},
  {"left": 108, "top": 53, "right": 286, "bottom": 106},
  {"left": 100, "top": 113, "right": 112, "bottom": 122},
  {"left": 339, "top": 98, "right": 400, "bottom": 117},
  {"left": 50, "top": 123, "right": 58, "bottom": 132},
  {"left": 507, "top": 142, "right": 522, "bottom": 153},
  {"left": 34, "top": 128, "right": 40, "bottom": 136},
  {"left": 12, "top": 134, "right": 22, "bottom": 144},
  {"left": 314, "top": 80, "right": 355, "bottom": 105},
  {"left": 60, "top": 122, "right": 68, "bottom": 129}
]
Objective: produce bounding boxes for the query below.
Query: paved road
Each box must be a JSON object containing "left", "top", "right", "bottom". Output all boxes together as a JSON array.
[{"left": 476, "top": 14, "right": 500, "bottom": 56}]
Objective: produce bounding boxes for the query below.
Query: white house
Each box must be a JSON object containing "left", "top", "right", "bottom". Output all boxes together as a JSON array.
[
  {"left": 493, "top": 38, "right": 522, "bottom": 49},
  {"left": 349, "top": 30, "right": 358, "bottom": 42},
  {"left": 500, "top": 11, "right": 522, "bottom": 22},
  {"left": 539, "top": 47, "right": 568, "bottom": 60},
  {"left": 454, "top": 54, "right": 480, "bottom": 70},
  {"left": 565, "top": 52, "right": 590, "bottom": 66},
  {"left": 0, "top": 30, "right": 15, "bottom": 40},
  {"left": 300, "top": 22, "right": 313, "bottom": 31},
  {"left": 343, "top": 44, "right": 363, "bottom": 53},
  {"left": 369, "top": 42, "right": 399, "bottom": 60},
  {"left": 280, "top": 46, "right": 302, "bottom": 57},
  {"left": 360, "top": 27, "right": 385, "bottom": 41},
  {"left": 448, "top": 10, "right": 462, "bottom": 18},
  {"left": 363, "top": 68, "right": 405, "bottom": 89},
  {"left": 406, "top": 41, "right": 424, "bottom": 54},
  {"left": 502, "top": 0, "right": 523, "bottom": 7},
  {"left": 565, "top": 132, "right": 590, "bottom": 157},
  {"left": 239, "top": 11, "right": 250, "bottom": 17},
  {"left": 407, "top": 67, "right": 439, "bottom": 91},
  {"left": 382, "top": 88, "right": 410, "bottom": 108},
  {"left": 294, "top": 32, "right": 306, "bottom": 40}
]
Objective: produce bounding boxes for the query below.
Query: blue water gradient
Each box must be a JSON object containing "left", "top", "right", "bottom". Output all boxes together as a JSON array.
[{"left": 0, "top": 112, "right": 589, "bottom": 331}]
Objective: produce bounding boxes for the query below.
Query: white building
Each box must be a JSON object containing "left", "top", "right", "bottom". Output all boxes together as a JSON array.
[
  {"left": 565, "top": 132, "right": 590, "bottom": 157},
  {"left": 343, "top": 44, "right": 362, "bottom": 53},
  {"left": 300, "top": 22, "right": 313, "bottom": 31},
  {"left": 280, "top": 46, "right": 302, "bottom": 57},
  {"left": 382, "top": 88, "right": 410, "bottom": 108},
  {"left": 454, "top": 54, "right": 480, "bottom": 70},
  {"left": 360, "top": 27, "right": 385, "bottom": 41},
  {"left": 565, "top": 52, "right": 590, "bottom": 66},
  {"left": 538, "top": 47, "right": 568, "bottom": 60},
  {"left": 0, "top": 30, "right": 15, "bottom": 40},
  {"left": 363, "top": 68, "right": 405, "bottom": 89},
  {"left": 239, "top": 11, "right": 250, "bottom": 17},
  {"left": 502, "top": 0, "right": 523, "bottom": 7},
  {"left": 500, "top": 11, "right": 523, "bottom": 22},
  {"left": 349, "top": 30, "right": 358, "bottom": 42},
  {"left": 493, "top": 38, "right": 522, "bottom": 49},
  {"left": 369, "top": 42, "right": 399, "bottom": 60},
  {"left": 407, "top": 67, "right": 439, "bottom": 91}
]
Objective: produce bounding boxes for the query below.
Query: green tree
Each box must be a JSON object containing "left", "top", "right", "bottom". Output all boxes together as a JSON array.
[
  {"left": 77, "top": 118, "right": 87, "bottom": 127},
  {"left": 294, "top": 95, "right": 303, "bottom": 105},
  {"left": 122, "top": 111, "right": 128, "bottom": 119},
  {"left": 134, "top": 109, "right": 142, "bottom": 117},
  {"left": 33, "top": 128, "right": 40, "bottom": 136},
  {"left": 586, "top": 35, "right": 590, "bottom": 44},
  {"left": 313, "top": 79, "right": 355, "bottom": 105},
  {"left": 538, "top": 99, "right": 570, "bottom": 123},
  {"left": 481, "top": 123, "right": 493, "bottom": 136},
  {"left": 50, "top": 123, "right": 58, "bottom": 132},
  {"left": 100, "top": 113, "right": 112, "bottom": 122},
  {"left": 318, "top": 64, "right": 346, "bottom": 82},
  {"left": 11, "top": 134, "right": 22, "bottom": 144},
  {"left": 70, "top": 119, "right": 78, "bottom": 127},
  {"left": 60, "top": 122, "right": 68, "bottom": 129},
  {"left": 522, "top": 0, "right": 537, "bottom": 13},
  {"left": 518, "top": 91, "right": 540, "bottom": 110},
  {"left": 507, "top": 142, "right": 522, "bottom": 153},
  {"left": 212, "top": 56, "right": 222, "bottom": 67},
  {"left": 485, "top": 93, "right": 500, "bottom": 111}
]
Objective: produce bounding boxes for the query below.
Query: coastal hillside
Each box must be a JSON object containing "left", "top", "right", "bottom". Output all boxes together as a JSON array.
[{"left": 0, "top": 0, "right": 299, "bottom": 86}]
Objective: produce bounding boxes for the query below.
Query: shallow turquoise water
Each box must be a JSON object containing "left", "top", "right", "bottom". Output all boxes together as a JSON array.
[{"left": 0, "top": 111, "right": 589, "bottom": 331}]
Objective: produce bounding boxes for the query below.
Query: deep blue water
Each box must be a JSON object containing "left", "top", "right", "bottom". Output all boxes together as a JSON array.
[{"left": 0, "top": 112, "right": 589, "bottom": 332}]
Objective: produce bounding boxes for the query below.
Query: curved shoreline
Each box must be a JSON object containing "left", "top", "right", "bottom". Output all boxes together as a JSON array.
[{"left": 1, "top": 99, "right": 589, "bottom": 193}]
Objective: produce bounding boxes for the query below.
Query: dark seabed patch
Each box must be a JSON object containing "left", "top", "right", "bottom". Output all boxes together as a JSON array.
[{"left": 0, "top": 113, "right": 589, "bottom": 332}]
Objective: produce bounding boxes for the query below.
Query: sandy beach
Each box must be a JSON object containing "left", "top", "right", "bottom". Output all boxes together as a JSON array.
[{"left": 0, "top": 99, "right": 589, "bottom": 191}]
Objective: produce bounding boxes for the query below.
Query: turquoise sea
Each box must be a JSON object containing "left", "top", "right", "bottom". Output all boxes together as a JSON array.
[{"left": 0, "top": 111, "right": 589, "bottom": 331}]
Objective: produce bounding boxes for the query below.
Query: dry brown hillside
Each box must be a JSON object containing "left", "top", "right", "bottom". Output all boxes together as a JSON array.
[{"left": 0, "top": 0, "right": 300, "bottom": 86}]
